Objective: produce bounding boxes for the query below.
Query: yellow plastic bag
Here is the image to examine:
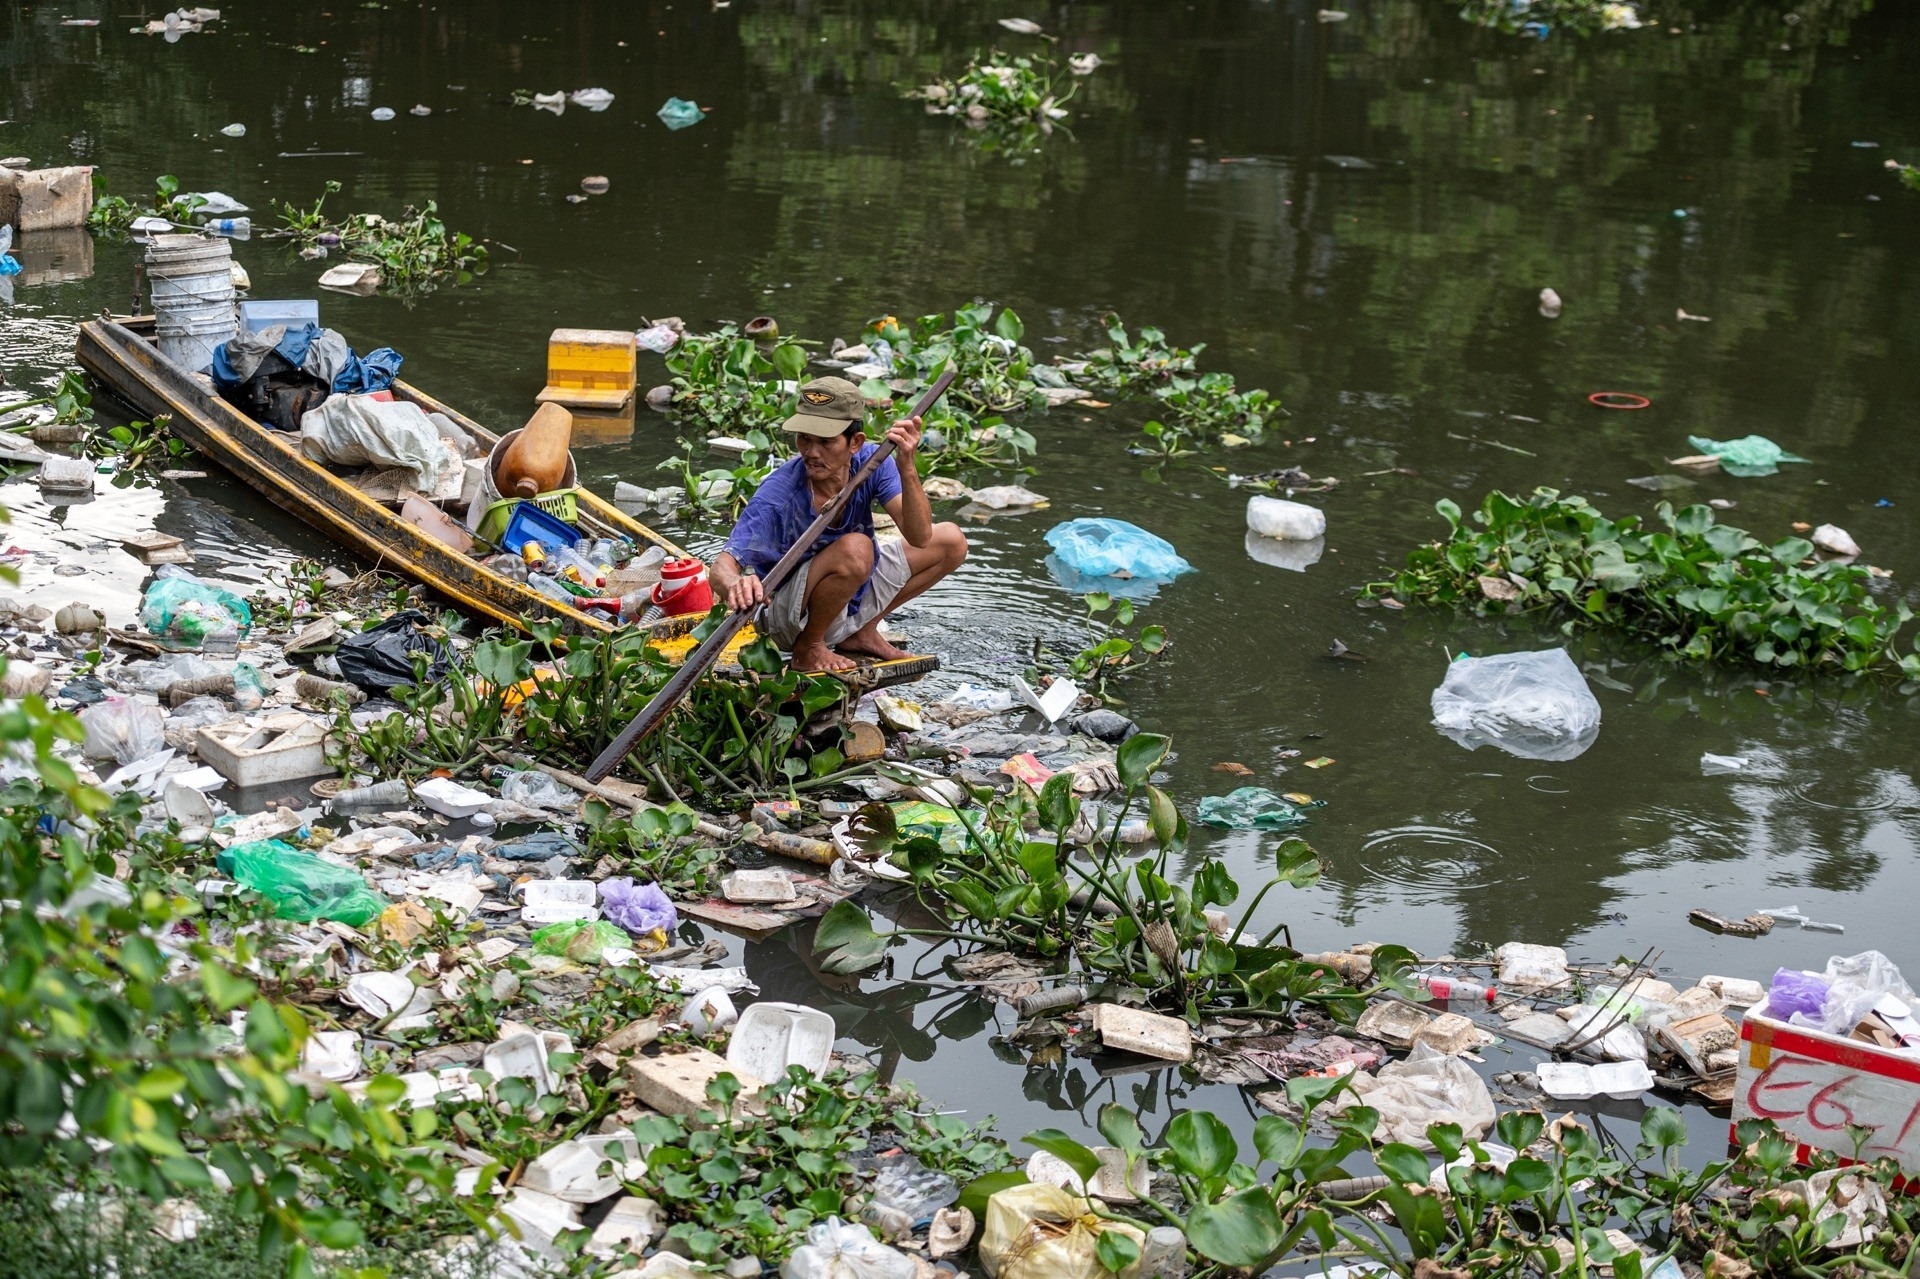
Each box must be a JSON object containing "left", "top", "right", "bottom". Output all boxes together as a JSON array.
[{"left": 979, "top": 1183, "right": 1145, "bottom": 1279}]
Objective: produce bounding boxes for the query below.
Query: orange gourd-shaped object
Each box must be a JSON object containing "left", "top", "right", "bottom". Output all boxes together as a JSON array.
[{"left": 497, "top": 403, "right": 573, "bottom": 498}]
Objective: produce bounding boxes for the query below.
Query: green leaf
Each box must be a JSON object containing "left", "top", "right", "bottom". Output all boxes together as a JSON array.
[
  {"left": 1186, "top": 1187, "right": 1284, "bottom": 1267},
  {"left": 1500, "top": 1158, "right": 1554, "bottom": 1202},
  {"left": 1496, "top": 1110, "right": 1545, "bottom": 1151},
  {"left": 1141, "top": 785, "right": 1180, "bottom": 849},
  {"left": 1037, "top": 772, "right": 1080, "bottom": 834},
  {"left": 201, "top": 964, "right": 256, "bottom": 1011},
  {"left": 134, "top": 1066, "right": 188, "bottom": 1101},
  {"left": 812, "top": 900, "right": 889, "bottom": 974},
  {"left": 1165, "top": 1110, "right": 1237, "bottom": 1180},
  {"left": 1365, "top": 943, "right": 1420, "bottom": 997},
  {"left": 958, "top": 1170, "right": 1029, "bottom": 1218},
  {"left": 1115, "top": 732, "right": 1170, "bottom": 790},
  {"left": 1097, "top": 1104, "right": 1145, "bottom": 1155},
  {"left": 1639, "top": 1106, "right": 1688, "bottom": 1153},
  {"left": 1273, "top": 838, "right": 1323, "bottom": 888},
  {"left": 1095, "top": 1229, "right": 1140, "bottom": 1274},
  {"left": 1614, "top": 1253, "right": 1644, "bottom": 1279},
  {"left": 770, "top": 342, "right": 807, "bottom": 384},
  {"left": 1017, "top": 840, "right": 1062, "bottom": 885},
  {"left": 1252, "top": 1116, "right": 1304, "bottom": 1169},
  {"left": 1285, "top": 1071, "right": 1355, "bottom": 1115},
  {"left": 1378, "top": 1184, "right": 1448, "bottom": 1258},
  {"left": 1374, "top": 1142, "right": 1431, "bottom": 1186},
  {"left": 993, "top": 308, "right": 1025, "bottom": 342},
  {"left": 1025, "top": 1129, "right": 1103, "bottom": 1185},
  {"left": 1192, "top": 857, "right": 1236, "bottom": 907}
]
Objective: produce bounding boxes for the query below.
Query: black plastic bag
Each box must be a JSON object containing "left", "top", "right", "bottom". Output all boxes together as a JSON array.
[{"left": 335, "top": 610, "right": 452, "bottom": 693}]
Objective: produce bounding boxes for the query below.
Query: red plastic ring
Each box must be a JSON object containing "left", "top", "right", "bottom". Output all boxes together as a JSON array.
[{"left": 1588, "top": 391, "right": 1651, "bottom": 410}]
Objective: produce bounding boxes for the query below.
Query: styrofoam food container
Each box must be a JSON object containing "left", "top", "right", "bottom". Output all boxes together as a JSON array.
[
  {"left": 521, "top": 879, "right": 600, "bottom": 924},
  {"left": 726, "top": 1001, "right": 835, "bottom": 1082},
  {"left": 415, "top": 776, "right": 492, "bottom": 818}
]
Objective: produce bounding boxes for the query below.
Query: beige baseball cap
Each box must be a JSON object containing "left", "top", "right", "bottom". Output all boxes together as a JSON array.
[{"left": 782, "top": 376, "right": 866, "bottom": 437}]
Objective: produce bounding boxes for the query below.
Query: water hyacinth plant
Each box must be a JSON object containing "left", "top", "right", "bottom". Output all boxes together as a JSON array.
[
  {"left": 272, "top": 181, "right": 488, "bottom": 296},
  {"left": 909, "top": 49, "right": 1082, "bottom": 133},
  {"left": 1373, "top": 488, "right": 1919, "bottom": 679},
  {"left": 1460, "top": 0, "right": 1645, "bottom": 36}
]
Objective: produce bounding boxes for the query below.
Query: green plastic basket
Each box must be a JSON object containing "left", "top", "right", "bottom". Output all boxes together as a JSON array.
[{"left": 475, "top": 487, "right": 580, "bottom": 548}]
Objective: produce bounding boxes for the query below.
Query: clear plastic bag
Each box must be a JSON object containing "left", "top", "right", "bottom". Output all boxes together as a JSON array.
[
  {"left": 1430, "top": 649, "right": 1601, "bottom": 762},
  {"left": 1044, "top": 518, "right": 1194, "bottom": 583},
  {"left": 79, "top": 695, "right": 166, "bottom": 764},
  {"left": 139, "top": 566, "right": 252, "bottom": 650},
  {"left": 498, "top": 770, "right": 580, "bottom": 812},
  {"left": 215, "top": 839, "right": 388, "bottom": 926},
  {"left": 1782, "top": 951, "right": 1915, "bottom": 1037},
  {"left": 780, "top": 1217, "right": 917, "bottom": 1279}
]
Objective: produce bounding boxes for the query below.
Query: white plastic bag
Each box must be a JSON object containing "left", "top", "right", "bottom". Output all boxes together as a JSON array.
[
  {"left": 781, "top": 1217, "right": 917, "bottom": 1279},
  {"left": 1335, "top": 1042, "right": 1496, "bottom": 1149},
  {"left": 80, "top": 696, "right": 166, "bottom": 764},
  {"left": 1246, "top": 495, "right": 1326, "bottom": 541},
  {"left": 1430, "top": 649, "right": 1601, "bottom": 762},
  {"left": 300, "top": 395, "right": 460, "bottom": 492}
]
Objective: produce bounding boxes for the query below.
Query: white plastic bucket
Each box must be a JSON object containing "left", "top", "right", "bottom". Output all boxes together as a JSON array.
[{"left": 147, "top": 234, "right": 237, "bottom": 373}]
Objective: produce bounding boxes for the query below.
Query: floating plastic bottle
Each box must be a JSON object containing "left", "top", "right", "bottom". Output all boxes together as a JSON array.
[
  {"left": 1417, "top": 974, "right": 1497, "bottom": 1003},
  {"left": 334, "top": 779, "right": 410, "bottom": 806}
]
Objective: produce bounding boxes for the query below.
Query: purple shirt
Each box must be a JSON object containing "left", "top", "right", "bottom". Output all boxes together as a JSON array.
[{"left": 723, "top": 444, "right": 902, "bottom": 614}]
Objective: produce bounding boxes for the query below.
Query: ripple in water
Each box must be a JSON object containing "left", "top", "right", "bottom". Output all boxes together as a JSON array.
[
  {"left": 1526, "top": 774, "right": 1571, "bottom": 795},
  {"left": 1359, "top": 826, "right": 1508, "bottom": 900},
  {"left": 1778, "top": 777, "right": 1907, "bottom": 814}
]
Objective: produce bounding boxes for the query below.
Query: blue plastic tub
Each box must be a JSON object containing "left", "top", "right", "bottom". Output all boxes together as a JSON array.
[
  {"left": 498, "top": 500, "right": 580, "bottom": 558},
  {"left": 238, "top": 299, "right": 320, "bottom": 335}
]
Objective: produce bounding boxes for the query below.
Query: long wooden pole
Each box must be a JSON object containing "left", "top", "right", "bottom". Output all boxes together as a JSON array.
[{"left": 584, "top": 369, "right": 957, "bottom": 783}]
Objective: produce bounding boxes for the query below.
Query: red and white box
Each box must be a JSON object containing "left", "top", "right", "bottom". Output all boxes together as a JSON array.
[{"left": 1734, "top": 1003, "right": 1920, "bottom": 1176}]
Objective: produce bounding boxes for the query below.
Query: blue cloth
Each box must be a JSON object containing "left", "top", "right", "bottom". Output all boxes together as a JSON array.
[
  {"left": 724, "top": 444, "right": 903, "bottom": 615},
  {"left": 357, "top": 347, "right": 402, "bottom": 392}
]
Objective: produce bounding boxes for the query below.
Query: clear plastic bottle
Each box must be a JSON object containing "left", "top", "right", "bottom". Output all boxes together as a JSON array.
[
  {"left": 1417, "top": 974, "right": 1497, "bottom": 1003},
  {"left": 548, "top": 545, "right": 605, "bottom": 588},
  {"left": 335, "top": 779, "right": 410, "bottom": 806},
  {"left": 527, "top": 573, "right": 578, "bottom": 605}
]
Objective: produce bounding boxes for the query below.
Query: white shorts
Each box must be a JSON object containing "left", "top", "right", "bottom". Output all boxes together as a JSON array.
[{"left": 763, "top": 536, "right": 911, "bottom": 650}]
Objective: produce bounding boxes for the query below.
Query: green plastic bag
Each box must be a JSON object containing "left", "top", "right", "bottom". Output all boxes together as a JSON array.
[
  {"left": 531, "top": 919, "right": 631, "bottom": 963},
  {"left": 656, "top": 97, "right": 706, "bottom": 131},
  {"left": 1687, "top": 434, "right": 1808, "bottom": 478},
  {"left": 139, "top": 568, "right": 253, "bottom": 648},
  {"left": 1196, "top": 786, "right": 1312, "bottom": 831},
  {"left": 215, "top": 839, "right": 387, "bottom": 926}
]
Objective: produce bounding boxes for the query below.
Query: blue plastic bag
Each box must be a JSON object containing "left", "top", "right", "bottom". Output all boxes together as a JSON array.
[
  {"left": 1044, "top": 518, "right": 1194, "bottom": 583},
  {"left": 0, "top": 225, "right": 20, "bottom": 275}
]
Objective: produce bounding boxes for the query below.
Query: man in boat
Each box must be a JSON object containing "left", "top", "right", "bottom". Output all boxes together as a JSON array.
[{"left": 709, "top": 377, "right": 968, "bottom": 673}]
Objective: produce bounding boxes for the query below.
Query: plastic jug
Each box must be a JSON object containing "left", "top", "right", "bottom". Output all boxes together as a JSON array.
[
  {"left": 650, "top": 558, "right": 714, "bottom": 617},
  {"left": 496, "top": 403, "right": 573, "bottom": 499}
]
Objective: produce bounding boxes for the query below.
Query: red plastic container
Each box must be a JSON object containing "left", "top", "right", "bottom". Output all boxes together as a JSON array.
[{"left": 650, "top": 558, "right": 714, "bottom": 617}]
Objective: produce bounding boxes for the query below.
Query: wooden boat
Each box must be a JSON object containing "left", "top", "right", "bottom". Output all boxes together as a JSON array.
[{"left": 75, "top": 317, "right": 937, "bottom": 690}]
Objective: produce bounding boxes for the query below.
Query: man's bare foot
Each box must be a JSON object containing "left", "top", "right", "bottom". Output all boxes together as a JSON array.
[
  {"left": 838, "top": 623, "right": 910, "bottom": 661},
  {"left": 791, "top": 639, "right": 857, "bottom": 673}
]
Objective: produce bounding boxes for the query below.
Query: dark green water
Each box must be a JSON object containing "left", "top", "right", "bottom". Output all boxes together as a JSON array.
[{"left": 6, "top": 0, "right": 1920, "bottom": 1156}]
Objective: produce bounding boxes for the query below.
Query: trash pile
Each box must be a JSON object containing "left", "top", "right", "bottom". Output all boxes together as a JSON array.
[{"left": 193, "top": 305, "right": 694, "bottom": 628}]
